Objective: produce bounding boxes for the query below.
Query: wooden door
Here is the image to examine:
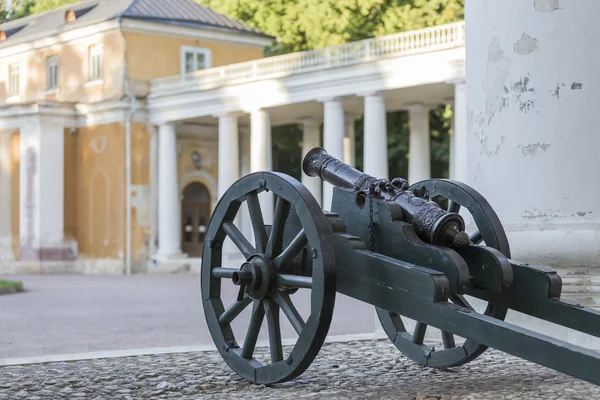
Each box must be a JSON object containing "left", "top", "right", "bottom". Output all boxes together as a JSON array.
[{"left": 181, "top": 182, "right": 211, "bottom": 257}]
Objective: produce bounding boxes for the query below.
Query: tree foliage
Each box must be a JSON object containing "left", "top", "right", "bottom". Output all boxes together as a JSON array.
[{"left": 28, "top": 0, "right": 78, "bottom": 15}]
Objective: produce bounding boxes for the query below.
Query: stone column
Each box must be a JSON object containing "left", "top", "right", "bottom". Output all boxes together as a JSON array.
[
  {"left": 322, "top": 97, "right": 344, "bottom": 210},
  {"left": 450, "top": 79, "right": 467, "bottom": 183},
  {"left": 407, "top": 105, "right": 431, "bottom": 184},
  {"left": 238, "top": 126, "right": 252, "bottom": 241},
  {"left": 217, "top": 113, "right": 240, "bottom": 198},
  {"left": 298, "top": 118, "right": 322, "bottom": 206},
  {"left": 363, "top": 92, "right": 388, "bottom": 179},
  {"left": 19, "top": 118, "right": 75, "bottom": 261},
  {"left": 156, "top": 123, "right": 185, "bottom": 260},
  {"left": 0, "top": 131, "right": 13, "bottom": 263},
  {"left": 250, "top": 109, "right": 273, "bottom": 224},
  {"left": 344, "top": 115, "right": 357, "bottom": 167},
  {"left": 466, "top": 0, "right": 600, "bottom": 346}
]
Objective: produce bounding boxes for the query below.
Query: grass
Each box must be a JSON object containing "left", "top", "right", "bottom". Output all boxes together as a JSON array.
[{"left": 0, "top": 279, "right": 24, "bottom": 293}]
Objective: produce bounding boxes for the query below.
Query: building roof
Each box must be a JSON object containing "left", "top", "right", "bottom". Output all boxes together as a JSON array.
[{"left": 0, "top": 0, "right": 273, "bottom": 49}]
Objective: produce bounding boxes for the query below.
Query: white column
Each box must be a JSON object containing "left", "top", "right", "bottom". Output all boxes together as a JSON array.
[
  {"left": 250, "top": 109, "right": 273, "bottom": 224},
  {"left": 238, "top": 127, "right": 252, "bottom": 240},
  {"left": 448, "top": 99, "right": 456, "bottom": 179},
  {"left": 19, "top": 118, "right": 73, "bottom": 260},
  {"left": 344, "top": 115, "right": 356, "bottom": 167},
  {"left": 299, "top": 118, "right": 322, "bottom": 206},
  {"left": 451, "top": 79, "right": 467, "bottom": 183},
  {"left": 322, "top": 97, "right": 344, "bottom": 210},
  {"left": 156, "top": 123, "right": 184, "bottom": 259},
  {"left": 0, "top": 131, "right": 13, "bottom": 262},
  {"left": 149, "top": 126, "right": 159, "bottom": 257},
  {"left": 467, "top": 0, "right": 600, "bottom": 346},
  {"left": 217, "top": 114, "right": 240, "bottom": 198},
  {"left": 407, "top": 105, "right": 431, "bottom": 184},
  {"left": 363, "top": 92, "right": 388, "bottom": 179}
]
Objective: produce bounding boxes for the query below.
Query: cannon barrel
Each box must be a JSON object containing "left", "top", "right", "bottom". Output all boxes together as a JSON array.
[{"left": 302, "top": 147, "right": 469, "bottom": 248}]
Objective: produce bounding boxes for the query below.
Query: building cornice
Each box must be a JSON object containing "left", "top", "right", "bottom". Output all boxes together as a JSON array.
[
  {"left": 0, "top": 20, "right": 121, "bottom": 59},
  {"left": 0, "top": 17, "right": 272, "bottom": 60},
  {"left": 120, "top": 19, "right": 273, "bottom": 49},
  {"left": 0, "top": 99, "right": 149, "bottom": 130}
]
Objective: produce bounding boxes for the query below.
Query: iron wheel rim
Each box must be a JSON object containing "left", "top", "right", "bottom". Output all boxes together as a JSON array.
[
  {"left": 377, "top": 178, "right": 510, "bottom": 368},
  {"left": 201, "top": 171, "right": 335, "bottom": 384}
]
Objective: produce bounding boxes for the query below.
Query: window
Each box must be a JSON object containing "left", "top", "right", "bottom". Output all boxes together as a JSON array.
[
  {"left": 89, "top": 43, "right": 103, "bottom": 81},
  {"left": 46, "top": 55, "right": 59, "bottom": 90},
  {"left": 9, "top": 63, "right": 19, "bottom": 97},
  {"left": 180, "top": 46, "right": 211, "bottom": 75}
]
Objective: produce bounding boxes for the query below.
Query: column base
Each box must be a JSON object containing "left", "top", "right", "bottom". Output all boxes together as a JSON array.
[
  {"left": 19, "top": 240, "right": 78, "bottom": 262},
  {"left": 149, "top": 252, "right": 190, "bottom": 274}
]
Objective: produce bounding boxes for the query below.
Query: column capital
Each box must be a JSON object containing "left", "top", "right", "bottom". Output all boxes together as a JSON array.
[
  {"left": 317, "top": 96, "right": 344, "bottom": 104},
  {"left": 447, "top": 77, "right": 466, "bottom": 86},
  {"left": 297, "top": 117, "right": 321, "bottom": 128},
  {"left": 404, "top": 103, "right": 435, "bottom": 113},
  {"left": 212, "top": 111, "right": 244, "bottom": 119},
  {"left": 358, "top": 90, "right": 384, "bottom": 98},
  {"left": 344, "top": 113, "right": 360, "bottom": 123}
]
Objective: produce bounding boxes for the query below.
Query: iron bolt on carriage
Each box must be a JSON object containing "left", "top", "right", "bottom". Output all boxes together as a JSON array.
[{"left": 201, "top": 147, "right": 600, "bottom": 385}]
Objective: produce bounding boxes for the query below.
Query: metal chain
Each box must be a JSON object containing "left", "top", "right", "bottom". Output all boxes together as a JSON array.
[{"left": 368, "top": 192, "right": 376, "bottom": 252}]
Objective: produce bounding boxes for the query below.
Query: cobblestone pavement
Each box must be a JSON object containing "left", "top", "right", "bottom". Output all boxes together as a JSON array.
[{"left": 1, "top": 339, "right": 598, "bottom": 399}]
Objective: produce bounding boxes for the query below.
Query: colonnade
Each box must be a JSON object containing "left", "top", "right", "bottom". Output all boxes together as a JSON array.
[{"left": 154, "top": 84, "right": 466, "bottom": 260}]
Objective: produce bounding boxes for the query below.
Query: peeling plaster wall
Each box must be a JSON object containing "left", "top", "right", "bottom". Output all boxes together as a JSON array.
[{"left": 466, "top": 0, "right": 600, "bottom": 271}]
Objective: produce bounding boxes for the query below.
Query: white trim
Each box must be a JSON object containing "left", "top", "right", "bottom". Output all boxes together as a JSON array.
[
  {"left": 121, "top": 19, "right": 273, "bottom": 49},
  {"left": 8, "top": 61, "right": 20, "bottom": 98},
  {"left": 0, "top": 99, "right": 149, "bottom": 129},
  {"left": 46, "top": 55, "right": 60, "bottom": 90},
  {"left": 179, "top": 170, "right": 218, "bottom": 207},
  {"left": 42, "top": 88, "right": 60, "bottom": 97},
  {"left": 84, "top": 79, "right": 104, "bottom": 88},
  {"left": 0, "top": 332, "right": 388, "bottom": 367},
  {"left": 180, "top": 45, "right": 212, "bottom": 77},
  {"left": 88, "top": 43, "right": 104, "bottom": 82}
]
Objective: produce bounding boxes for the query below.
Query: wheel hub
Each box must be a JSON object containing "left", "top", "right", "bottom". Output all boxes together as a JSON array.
[{"left": 232, "top": 254, "right": 276, "bottom": 300}]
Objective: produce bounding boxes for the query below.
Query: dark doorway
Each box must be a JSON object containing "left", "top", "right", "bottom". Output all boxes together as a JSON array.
[{"left": 181, "top": 182, "right": 211, "bottom": 257}]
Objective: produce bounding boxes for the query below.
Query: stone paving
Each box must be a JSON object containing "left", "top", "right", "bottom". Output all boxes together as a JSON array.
[{"left": 1, "top": 339, "right": 598, "bottom": 399}]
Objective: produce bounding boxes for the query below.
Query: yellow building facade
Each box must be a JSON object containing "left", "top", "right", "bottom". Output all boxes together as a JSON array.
[{"left": 0, "top": 0, "right": 272, "bottom": 274}]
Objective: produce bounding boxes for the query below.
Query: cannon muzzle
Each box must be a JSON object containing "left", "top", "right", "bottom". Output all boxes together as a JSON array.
[{"left": 303, "top": 147, "right": 469, "bottom": 248}]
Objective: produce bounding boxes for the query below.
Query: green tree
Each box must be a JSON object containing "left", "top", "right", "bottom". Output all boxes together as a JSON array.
[
  {"left": 206, "top": 0, "right": 463, "bottom": 180},
  {"left": 29, "top": 0, "right": 78, "bottom": 14},
  {"left": 196, "top": 0, "right": 463, "bottom": 55}
]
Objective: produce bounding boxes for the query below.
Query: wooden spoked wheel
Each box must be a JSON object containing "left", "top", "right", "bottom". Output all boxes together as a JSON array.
[
  {"left": 201, "top": 172, "right": 336, "bottom": 384},
  {"left": 377, "top": 179, "right": 511, "bottom": 368}
]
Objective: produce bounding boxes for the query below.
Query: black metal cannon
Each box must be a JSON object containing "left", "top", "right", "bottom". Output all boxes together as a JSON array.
[{"left": 201, "top": 147, "right": 600, "bottom": 385}]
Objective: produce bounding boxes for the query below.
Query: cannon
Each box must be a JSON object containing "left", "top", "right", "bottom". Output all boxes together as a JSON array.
[{"left": 201, "top": 147, "right": 600, "bottom": 385}]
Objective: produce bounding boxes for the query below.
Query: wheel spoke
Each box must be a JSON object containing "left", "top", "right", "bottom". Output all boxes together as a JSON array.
[
  {"left": 212, "top": 268, "right": 237, "bottom": 279},
  {"left": 441, "top": 331, "right": 456, "bottom": 349},
  {"left": 274, "top": 274, "right": 312, "bottom": 289},
  {"left": 222, "top": 221, "right": 255, "bottom": 258},
  {"left": 263, "top": 299, "right": 283, "bottom": 363},
  {"left": 273, "top": 291, "right": 305, "bottom": 335},
  {"left": 247, "top": 191, "right": 268, "bottom": 252},
  {"left": 470, "top": 230, "right": 483, "bottom": 245},
  {"left": 448, "top": 200, "right": 461, "bottom": 214},
  {"left": 274, "top": 229, "right": 308, "bottom": 269},
  {"left": 412, "top": 322, "right": 427, "bottom": 345},
  {"left": 241, "top": 301, "right": 265, "bottom": 359},
  {"left": 450, "top": 293, "right": 475, "bottom": 311},
  {"left": 219, "top": 297, "right": 252, "bottom": 326},
  {"left": 266, "top": 196, "right": 291, "bottom": 259}
]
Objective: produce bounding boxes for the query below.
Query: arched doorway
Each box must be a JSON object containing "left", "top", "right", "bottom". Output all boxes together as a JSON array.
[{"left": 181, "top": 182, "right": 211, "bottom": 257}]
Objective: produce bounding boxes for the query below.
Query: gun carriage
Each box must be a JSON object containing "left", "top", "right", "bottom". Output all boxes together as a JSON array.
[{"left": 201, "top": 147, "right": 600, "bottom": 385}]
